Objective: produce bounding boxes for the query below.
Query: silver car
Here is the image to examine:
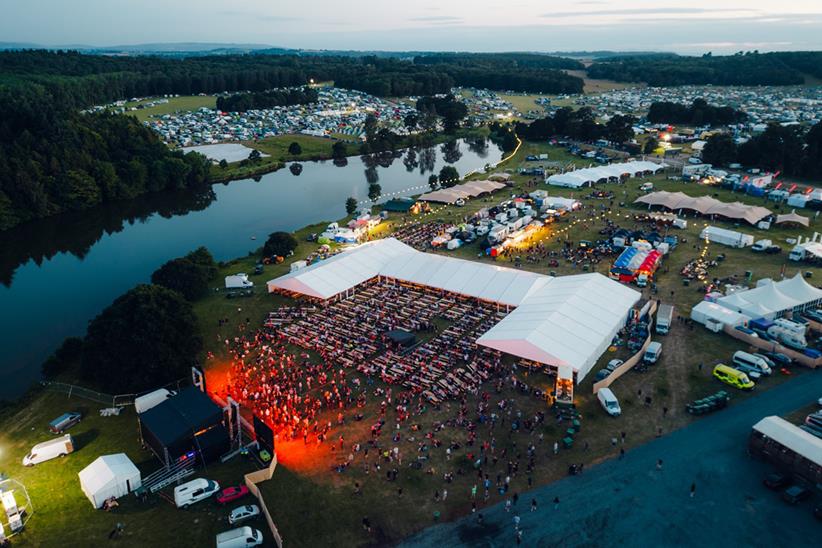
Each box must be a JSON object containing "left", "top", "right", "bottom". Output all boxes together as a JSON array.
[{"left": 228, "top": 504, "right": 260, "bottom": 525}]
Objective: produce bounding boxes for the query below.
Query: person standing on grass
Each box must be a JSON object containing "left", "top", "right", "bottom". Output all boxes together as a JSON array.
[{"left": 362, "top": 517, "right": 372, "bottom": 533}]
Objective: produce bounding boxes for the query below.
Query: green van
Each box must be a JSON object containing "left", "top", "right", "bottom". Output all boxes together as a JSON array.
[{"left": 713, "top": 363, "right": 755, "bottom": 390}]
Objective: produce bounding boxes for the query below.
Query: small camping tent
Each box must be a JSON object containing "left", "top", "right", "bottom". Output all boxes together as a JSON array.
[{"left": 78, "top": 453, "right": 142, "bottom": 509}]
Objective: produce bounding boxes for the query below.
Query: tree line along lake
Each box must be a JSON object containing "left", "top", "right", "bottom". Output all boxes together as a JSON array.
[{"left": 0, "top": 139, "right": 502, "bottom": 399}]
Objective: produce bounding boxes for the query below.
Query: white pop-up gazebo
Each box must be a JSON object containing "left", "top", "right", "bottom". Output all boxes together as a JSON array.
[{"left": 78, "top": 454, "right": 142, "bottom": 509}]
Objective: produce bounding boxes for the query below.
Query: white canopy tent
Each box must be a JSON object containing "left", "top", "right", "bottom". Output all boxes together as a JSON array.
[
  {"left": 547, "top": 161, "right": 664, "bottom": 188},
  {"left": 78, "top": 454, "right": 142, "bottom": 509},
  {"left": 476, "top": 274, "right": 640, "bottom": 381},
  {"left": 714, "top": 274, "right": 822, "bottom": 319},
  {"left": 690, "top": 300, "right": 750, "bottom": 327}
]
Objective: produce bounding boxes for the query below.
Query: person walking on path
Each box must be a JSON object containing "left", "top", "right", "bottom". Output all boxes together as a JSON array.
[
  {"left": 516, "top": 530, "right": 522, "bottom": 545},
  {"left": 553, "top": 496, "right": 560, "bottom": 509},
  {"left": 619, "top": 447, "right": 625, "bottom": 459},
  {"left": 531, "top": 498, "right": 538, "bottom": 512},
  {"left": 505, "top": 499, "right": 512, "bottom": 512},
  {"left": 690, "top": 482, "right": 696, "bottom": 498},
  {"left": 513, "top": 513, "right": 521, "bottom": 531},
  {"left": 656, "top": 459, "right": 663, "bottom": 471}
]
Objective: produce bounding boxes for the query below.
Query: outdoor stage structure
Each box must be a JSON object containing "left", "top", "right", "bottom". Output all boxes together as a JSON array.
[{"left": 267, "top": 238, "right": 642, "bottom": 388}]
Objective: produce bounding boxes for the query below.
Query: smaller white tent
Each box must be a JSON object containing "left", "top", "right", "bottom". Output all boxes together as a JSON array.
[
  {"left": 79, "top": 454, "right": 142, "bottom": 509},
  {"left": 690, "top": 301, "right": 750, "bottom": 327}
]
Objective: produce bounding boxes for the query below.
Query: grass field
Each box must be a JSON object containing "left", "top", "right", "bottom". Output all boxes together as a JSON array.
[
  {"left": 122, "top": 95, "right": 217, "bottom": 122},
  {"left": 188, "top": 138, "right": 821, "bottom": 546},
  {"left": 0, "top": 390, "right": 269, "bottom": 547},
  {"left": 565, "top": 69, "right": 644, "bottom": 93}
]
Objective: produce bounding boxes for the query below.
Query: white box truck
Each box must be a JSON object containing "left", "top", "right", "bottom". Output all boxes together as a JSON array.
[
  {"left": 656, "top": 304, "right": 674, "bottom": 335},
  {"left": 23, "top": 434, "right": 74, "bottom": 466}
]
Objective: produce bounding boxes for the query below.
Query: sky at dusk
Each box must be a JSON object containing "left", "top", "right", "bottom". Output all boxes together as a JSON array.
[{"left": 2, "top": 0, "right": 821, "bottom": 54}]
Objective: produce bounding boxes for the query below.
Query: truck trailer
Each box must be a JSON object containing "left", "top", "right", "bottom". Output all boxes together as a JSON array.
[{"left": 656, "top": 304, "right": 674, "bottom": 335}]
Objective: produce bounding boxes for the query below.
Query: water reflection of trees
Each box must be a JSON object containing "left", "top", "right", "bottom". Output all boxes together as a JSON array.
[
  {"left": 0, "top": 187, "right": 217, "bottom": 287},
  {"left": 403, "top": 149, "right": 418, "bottom": 172},
  {"left": 441, "top": 140, "right": 463, "bottom": 164},
  {"left": 418, "top": 147, "right": 436, "bottom": 174},
  {"left": 467, "top": 137, "right": 489, "bottom": 158},
  {"left": 289, "top": 163, "right": 303, "bottom": 176},
  {"left": 364, "top": 165, "right": 379, "bottom": 185}
]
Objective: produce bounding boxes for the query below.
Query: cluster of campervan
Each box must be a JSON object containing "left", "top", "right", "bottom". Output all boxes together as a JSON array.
[
  {"left": 173, "top": 478, "right": 264, "bottom": 547},
  {"left": 742, "top": 317, "right": 819, "bottom": 354}
]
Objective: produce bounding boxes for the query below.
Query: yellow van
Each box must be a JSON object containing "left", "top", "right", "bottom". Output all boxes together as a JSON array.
[{"left": 713, "top": 363, "right": 755, "bottom": 390}]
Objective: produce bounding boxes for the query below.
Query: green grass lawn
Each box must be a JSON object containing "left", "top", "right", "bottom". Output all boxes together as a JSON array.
[
  {"left": 0, "top": 390, "right": 271, "bottom": 547},
  {"left": 122, "top": 95, "right": 217, "bottom": 123},
  {"left": 189, "top": 137, "right": 822, "bottom": 546}
]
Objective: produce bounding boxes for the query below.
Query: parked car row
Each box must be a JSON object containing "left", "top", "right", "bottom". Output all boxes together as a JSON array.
[
  {"left": 173, "top": 478, "right": 263, "bottom": 546},
  {"left": 762, "top": 472, "right": 820, "bottom": 521}
]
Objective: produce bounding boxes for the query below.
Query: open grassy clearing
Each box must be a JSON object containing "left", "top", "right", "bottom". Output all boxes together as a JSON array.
[
  {"left": 565, "top": 69, "right": 644, "bottom": 93},
  {"left": 0, "top": 391, "right": 269, "bottom": 547},
  {"left": 122, "top": 95, "right": 217, "bottom": 123},
  {"left": 191, "top": 139, "right": 821, "bottom": 546}
]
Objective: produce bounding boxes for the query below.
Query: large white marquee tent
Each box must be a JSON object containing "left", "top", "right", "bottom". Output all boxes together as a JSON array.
[
  {"left": 476, "top": 274, "right": 640, "bottom": 380},
  {"left": 268, "top": 239, "right": 641, "bottom": 381},
  {"left": 547, "top": 161, "right": 664, "bottom": 189}
]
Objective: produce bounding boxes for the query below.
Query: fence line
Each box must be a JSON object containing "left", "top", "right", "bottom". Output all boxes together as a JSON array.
[
  {"left": 41, "top": 377, "right": 189, "bottom": 407},
  {"left": 244, "top": 453, "right": 284, "bottom": 548}
]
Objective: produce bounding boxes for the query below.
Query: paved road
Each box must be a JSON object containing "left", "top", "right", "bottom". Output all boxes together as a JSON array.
[{"left": 403, "top": 373, "right": 822, "bottom": 547}]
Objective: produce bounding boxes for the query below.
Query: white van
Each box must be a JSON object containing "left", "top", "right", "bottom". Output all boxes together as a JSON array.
[
  {"left": 597, "top": 388, "right": 621, "bottom": 417},
  {"left": 22, "top": 434, "right": 74, "bottom": 466},
  {"left": 216, "top": 526, "right": 264, "bottom": 548},
  {"left": 732, "top": 351, "right": 772, "bottom": 376},
  {"left": 644, "top": 341, "right": 662, "bottom": 363},
  {"left": 174, "top": 478, "right": 220, "bottom": 508}
]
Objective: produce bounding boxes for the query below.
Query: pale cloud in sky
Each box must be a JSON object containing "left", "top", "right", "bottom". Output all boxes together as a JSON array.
[{"left": 1, "top": 0, "right": 821, "bottom": 53}]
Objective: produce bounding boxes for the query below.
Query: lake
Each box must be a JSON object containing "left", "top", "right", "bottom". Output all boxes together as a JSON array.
[{"left": 0, "top": 138, "right": 502, "bottom": 399}]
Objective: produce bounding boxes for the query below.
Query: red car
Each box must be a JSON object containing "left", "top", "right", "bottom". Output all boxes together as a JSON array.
[{"left": 216, "top": 485, "right": 249, "bottom": 505}]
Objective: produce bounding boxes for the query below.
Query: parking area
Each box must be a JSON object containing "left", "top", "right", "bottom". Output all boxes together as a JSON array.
[{"left": 403, "top": 371, "right": 822, "bottom": 547}]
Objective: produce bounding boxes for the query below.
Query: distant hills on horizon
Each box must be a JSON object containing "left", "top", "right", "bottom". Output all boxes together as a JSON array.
[{"left": 0, "top": 41, "right": 677, "bottom": 59}]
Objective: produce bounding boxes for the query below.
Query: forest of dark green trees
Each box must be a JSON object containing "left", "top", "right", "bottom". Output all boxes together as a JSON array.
[{"left": 588, "top": 51, "right": 822, "bottom": 86}]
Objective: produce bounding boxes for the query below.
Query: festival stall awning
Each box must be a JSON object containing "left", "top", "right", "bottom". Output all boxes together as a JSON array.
[
  {"left": 775, "top": 212, "right": 810, "bottom": 227},
  {"left": 636, "top": 191, "right": 772, "bottom": 225}
]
